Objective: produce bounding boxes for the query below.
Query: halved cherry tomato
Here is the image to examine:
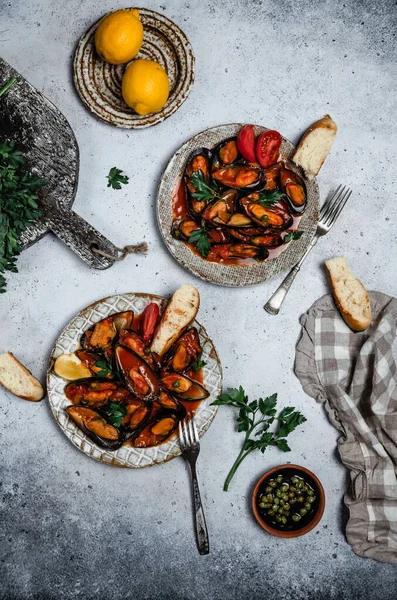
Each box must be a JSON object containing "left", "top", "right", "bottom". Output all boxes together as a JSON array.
[
  {"left": 140, "top": 303, "right": 160, "bottom": 343},
  {"left": 255, "top": 130, "right": 282, "bottom": 168},
  {"left": 237, "top": 125, "right": 256, "bottom": 162}
]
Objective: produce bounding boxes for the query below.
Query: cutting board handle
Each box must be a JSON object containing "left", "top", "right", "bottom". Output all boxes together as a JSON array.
[{"left": 44, "top": 202, "right": 120, "bottom": 269}]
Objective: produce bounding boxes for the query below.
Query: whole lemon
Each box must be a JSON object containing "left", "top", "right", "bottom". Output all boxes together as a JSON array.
[
  {"left": 122, "top": 59, "right": 170, "bottom": 115},
  {"left": 95, "top": 9, "right": 143, "bottom": 65}
]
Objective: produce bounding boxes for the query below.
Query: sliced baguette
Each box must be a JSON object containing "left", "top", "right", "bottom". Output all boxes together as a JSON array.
[
  {"left": 151, "top": 284, "right": 200, "bottom": 356},
  {"left": 0, "top": 351, "right": 44, "bottom": 401},
  {"left": 325, "top": 257, "right": 371, "bottom": 332},
  {"left": 293, "top": 115, "right": 337, "bottom": 178}
]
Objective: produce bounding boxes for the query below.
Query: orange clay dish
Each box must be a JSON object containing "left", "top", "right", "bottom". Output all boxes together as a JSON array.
[
  {"left": 53, "top": 296, "right": 209, "bottom": 451},
  {"left": 171, "top": 126, "right": 306, "bottom": 266}
]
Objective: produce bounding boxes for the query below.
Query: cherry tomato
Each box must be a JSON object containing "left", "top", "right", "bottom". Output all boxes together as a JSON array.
[
  {"left": 140, "top": 303, "right": 160, "bottom": 342},
  {"left": 255, "top": 130, "right": 282, "bottom": 168},
  {"left": 237, "top": 125, "right": 256, "bottom": 162}
]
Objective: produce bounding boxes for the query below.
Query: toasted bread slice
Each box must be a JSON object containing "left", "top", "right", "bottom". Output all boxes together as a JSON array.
[
  {"left": 293, "top": 115, "right": 337, "bottom": 178},
  {"left": 54, "top": 353, "right": 92, "bottom": 381},
  {"left": 325, "top": 257, "right": 371, "bottom": 332},
  {"left": 151, "top": 284, "right": 200, "bottom": 356},
  {"left": 0, "top": 351, "right": 44, "bottom": 401}
]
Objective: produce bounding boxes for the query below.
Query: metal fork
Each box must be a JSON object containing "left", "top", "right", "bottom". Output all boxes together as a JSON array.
[
  {"left": 264, "top": 185, "right": 352, "bottom": 315},
  {"left": 179, "top": 414, "right": 209, "bottom": 555}
]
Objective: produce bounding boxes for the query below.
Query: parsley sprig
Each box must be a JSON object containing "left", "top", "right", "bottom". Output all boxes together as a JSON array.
[
  {"left": 106, "top": 402, "right": 127, "bottom": 428},
  {"left": 0, "top": 142, "right": 45, "bottom": 293},
  {"left": 257, "top": 189, "right": 284, "bottom": 208},
  {"left": 188, "top": 227, "right": 212, "bottom": 258},
  {"left": 284, "top": 230, "right": 303, "bottom": 242},
  {"left": 192, "top": 351, "right": 207, "bottom": 372},
  {"left": 212, "top": 387, "right": 306, "bottom": 491},
  {"left": 94, "top": 358, "right": 113, "bottom": 378},
  {"left": 190, "top": 170, "right": 220, "bottom": 203},
  {"left": 107, "top": 167, "right": 129, "bottom": 190}
]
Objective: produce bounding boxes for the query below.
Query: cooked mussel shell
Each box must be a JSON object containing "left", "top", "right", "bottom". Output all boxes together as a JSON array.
[
  {"left": 121, "top": 398, "right": 152, "bottom": 433},
  {"left": 157, "top": 390, "right": 185, "bottom": 414},
  {"left": 250, "top": 233, "right": 283, "bottom": 247},
  {"left": 211, "top": 138, "right": 239, "bottom": 170},
  {"left": 280, "top": 168, "right": 307, "bottom": 214},
  {"left": 118, "top": 329, "right": 156, "bottom": 369},
  {"left": 66, "top": 405, "right": 123, "bottom": 450},
  {"left": 207, "top": 228, "right": 231, "bottom": 243},
  {"left": 208, "top": 243, "right": 269, "bottom": 261},
  {"left": 65, "top": 378, "right": 131, "bottom": 407},
  {"left": 227, "top": 226, "right": 266, "bottom": 242},
  {"left": 240, "top": 194, "right": 293, "bottom": 229},
  {"left": 115, "top": 346, "right": 160, "bottom": 400},
  {"left": 201, "top": 190, "right": 253, "bottom": 228},
  {"left": 184, "top": 148, "right": 213, "bottom": 217},
  {"left": 80, "top": 311, "right": 134, "bottom": 350},
  {"left": 133, "top": 410, "right": 182, "bottom": 447},
  {"left": 112, "top": 311, "right": 134, "bottom": 332},
  {"left": 212, "top": 164, "right": 265, "bottom": 191},
  {"left": 171, "top": 218, "right": 200, "bottom": 241},
  {"left": 263, "top": 162, "right": 283, "bottom": 190},
  {"left": 160, "top": 372, "right": 209, "bottom": 401},
  {"left": 164, "top": 328, "right": 202, "bottom": 373},
  {"left": 75, "top": 350, "right": 115, "bottom": 379}
]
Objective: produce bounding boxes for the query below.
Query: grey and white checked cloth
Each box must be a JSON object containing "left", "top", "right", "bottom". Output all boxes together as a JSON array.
[{"left": 295, "top": 291, "right": 397, "bottom": 563}]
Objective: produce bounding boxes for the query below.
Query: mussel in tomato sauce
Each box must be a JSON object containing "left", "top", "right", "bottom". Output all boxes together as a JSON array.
[
  {"left": 211, "top": 138, "right": 239, "bottom": 170},
  {"left": 184, "top": 148, "right": 213, "bottom": 217},
  {"left": 160, "top": 372, "right": 210, "bottom": 401},
  {"left": 164, "top": 328, "right": 202, "bottom": 373},
  {"left": 81, "top": 317, "right": 116, "bottom": 350},
  {"left": 121, "top": 398, "right": 152, "bottom": 432},
  {"left": 212, "top": 164, "right": 265, "bottom": 191},
  {"left": 207, "top": 228, "right": 232, "bottom": 243},
  {"left": 111, "top": 311, "right": 134, "bottom": 332},
  {"left": 115, "top": 346, "right": 160, "bottom": 400},
  {"left": 118, "top": 329, "right": 156, "bottom": 369},
  {"left": 65, "top": 378, "right": 131, "bottom": 407},
  {"left": 240, "top": 194, "right": 293, "bottom": 229},
  {"left": 75, "top": 350, "right": 114, "bottom": 379},
  {"left": 66, "top": 405, "right": 121, "bottom": 449},
  {"left": 280, "top": 168, "right": 307, "bottom": 214},
  {"left": 171, "top": 218, "right": 200, "bottom": 241},
  {"left": 133, "top": 410, "right": 181, "bottom": 447},
  {"left": 207, "top": 243, "right": 269, "bottom": 261},
  {"left": 250, "top": 233, "right": 284, "bottom": 248},
  {"left": 263, "top": 162, "right": 283, "bottom": 191},
  {"left": 202, "top": 190, "right": 253, "bottom": 228},
  {"left": 157, "top": 390, "right": 186, "bottom": 414}
]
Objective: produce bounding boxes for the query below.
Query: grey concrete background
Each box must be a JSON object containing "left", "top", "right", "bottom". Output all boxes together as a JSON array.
[{"left": 1, "top": 0, "right": 397, "bottom": 598}]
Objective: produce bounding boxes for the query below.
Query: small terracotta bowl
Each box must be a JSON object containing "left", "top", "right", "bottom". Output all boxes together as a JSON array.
[{"left": 252, "top": 464, "right": 325, "bottom": 538}]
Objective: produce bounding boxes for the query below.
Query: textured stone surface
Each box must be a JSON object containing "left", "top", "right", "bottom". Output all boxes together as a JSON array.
[{"left": 0, "top": 0, "right": 397, "bottom": 598}]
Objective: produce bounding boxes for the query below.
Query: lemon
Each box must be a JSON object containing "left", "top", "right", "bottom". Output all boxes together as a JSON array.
[
  {"left": 95, "top": 9, "right": 143, "bottom": 65},
  {"left": 122, "top": 59, "right": 170, "bottom": 115}
]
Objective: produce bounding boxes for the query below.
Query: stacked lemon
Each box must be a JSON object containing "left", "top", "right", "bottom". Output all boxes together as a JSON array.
[{"left": 95, "top": 9, "right": 169, "bottom": 116}]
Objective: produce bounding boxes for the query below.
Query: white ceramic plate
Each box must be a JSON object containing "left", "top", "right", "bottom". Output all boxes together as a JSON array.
[
  {"left": 47, "top": 293, "right": 222, "bottom": 468},
  {"left": 157, "top": 124, "right": 320, "bottom": 286}
]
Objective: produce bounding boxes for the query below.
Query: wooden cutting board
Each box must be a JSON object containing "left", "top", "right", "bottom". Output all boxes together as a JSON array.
[{"left": 0, "top": 57, "right": 122, "bottom": 269}]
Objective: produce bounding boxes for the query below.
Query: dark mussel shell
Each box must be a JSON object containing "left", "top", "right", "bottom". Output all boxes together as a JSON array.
[
  {"left": 66, "top": 405, "right": 123, "bottom": 450},
  {"left": 184, "top": 148, "right": 213, "bottom": 217},
  {"left": 171, "top": 217, "right": 200, "bottom": 241},
  {"left": 81, "top": 311, "right": 134, "bottom": 350},
  {"left": 157, "top": 390, "right": 185, "bottom": 414},
  {"left": 115, "top": 346, "right": 160, "bottom": 400},
  {"left": 207, "top": 243, "right": 269, "bottom": 262},
  {"left": 65, "top": 378, "right": 131, "bottom": 407},
  {"left": 75, "top": 350, "right": 115, "bottom": 379},
  {"left": 280, "top": 168, "right": 307, "bottom": 214},
  {"left": 240, "top": 194, "right": 293, "bottom": 230},
  {"left": 207, "top": 227, "right": 231, "bottom": 244},
  {"left": 202, "top": 190, "right": 253, "bottom": 228},
  {"left": 120, "top": 397, "right": 152, "bottom": 439},
  {"left": 133, "top": 410, "right": 183, "bottom": 447},
  {"left": 227, "top": 226, "right": 266, "bottom": 242},
  {"left": 250, "top": 233, "right": 284, "bottom": 248},
  {"left": 118, "top": 329, "right": 156, "bottom": 370},
  {"left": 211, "top": 137, "right": 239, "bottom": 171},
  {"left": 263, "top": 162, "right": 283, "bottom": 191},
  {"left": 112, "top": 311, "right": 134, "bottom": 332},
  {"left": 160, "top": 372, "right": 209, "bottom": 401},
  {"left": 164, "top": 327, "right": 202, "bottom": 373},
  {"left": 212, "top": 164, "right": 265, "bottom": 192}
]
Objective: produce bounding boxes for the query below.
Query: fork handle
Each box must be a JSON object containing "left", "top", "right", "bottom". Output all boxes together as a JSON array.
[
  {"left": 189, "top": 464, "right": 209, "bottom": 555},
  {"left": 264, "top": 236, "right": 319, "bottom": 315}
]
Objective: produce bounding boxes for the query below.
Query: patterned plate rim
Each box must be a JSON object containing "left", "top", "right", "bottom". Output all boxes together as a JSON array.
[
  {"left": 47, "top": 293, "right": 222, "bottom": 468},
  {"left": 157, "top": 123, "right": 320, "bottom": 286},
  {"left": 73, "top": 8, "right": 195, "bottom": 129}
]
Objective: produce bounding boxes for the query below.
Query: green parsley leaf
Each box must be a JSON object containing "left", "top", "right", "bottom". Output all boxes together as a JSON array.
[
  {"left": 284, "top": 230, "right": 303, "bottom": 243},
  {"left": 192, "top": 351, "right": 207, "bottom": 372},
  {"left": 257, "top": 189, "right": 284, "bottom": 208},
  {"left": 94, "top": 358, "right": 113, "bottom": 378},
  {"left": 212, "top": 386, "right": 306, "bottom": 491},
  {"left": 190, "top": 170, "right": 220, "bottom": 203},
  {"left": 107, "top": 167, "right": 129, "bottom": 190},
  {"left": 0, "top": 77, "right": 16, "bottom": 98},
  {"left": 106, "top": 402, "right": 127, "bottom": 428},
  {"left": 173, "top": 380, "right": 181, "bottom": 388},
  {"left": 0, "top": 141, "right": 44, "bottom": 293},
  {"left": 188, "top": 227, "right": 212, "bottom": 258}
]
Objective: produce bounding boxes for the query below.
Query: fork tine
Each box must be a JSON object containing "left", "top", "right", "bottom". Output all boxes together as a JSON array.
[
  {"left": 179, "top": 422, "right": 185, "bottom": 447},
  {"left": 188, "top": 416, "right": 194, "bottom": 446},
  {"left": 192, "top": 416, "right": 199, "bottom": 444},
  {"left": 324, "top": 188, "right": 352, "bottom": 227},
  {"left": 319, "top": 185, "right": 345, "bottom": 221},
  {"left": 183, "top": 419, "right": 189, "bottom": 446}
]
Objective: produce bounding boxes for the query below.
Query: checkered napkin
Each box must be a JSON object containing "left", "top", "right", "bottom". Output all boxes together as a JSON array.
[{"left": 295, "top": 291, "right": 397, "bottom": 563}]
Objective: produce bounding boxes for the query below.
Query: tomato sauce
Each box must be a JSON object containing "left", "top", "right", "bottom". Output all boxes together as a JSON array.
[{"left": 171, "top": 178, "right": 301, "bottom": 266}]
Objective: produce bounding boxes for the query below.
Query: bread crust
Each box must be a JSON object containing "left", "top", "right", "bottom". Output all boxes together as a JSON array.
[
  {"left": 0, "top": 351, "right": 44, "bottom": 401},
  {"left": 293, "top": 115, "right": 337, "bottom": 178}
]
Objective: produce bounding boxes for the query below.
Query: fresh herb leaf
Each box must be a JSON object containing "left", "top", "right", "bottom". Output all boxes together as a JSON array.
[
  {"left": 284, "top": 230, "right": 303, "bottom": 242},
  {"left": 190, "top": 170, "right": 220, "bottom": 203},
  {"left": 94, "top": 358, "right": 113, "bottom": 378},
  {"left": 173, "top": 379, "right": 181, "bottom": 388},
  {"left": 257, "top": 189, "right": 284, "bottom": 208},
  {"left": 0, "top": 77, "right": 16, "bottom": 98},
  {"left": 212, "top": 387, "right": 306, "bottom": 491},
  {"left": 0, "top": 141, "right": 44, "bottom": 293},
  {"left": 106, "top": 402, "right": 127, "bottom": 428},
  {"left": 192, "top": 351, "right": 207, "bottom": 372},
  {"left": 107, "top": 167, "right": 129, "bottom": 190},
  {"left": 188, "top": 227, "right": 212, "bottom": 258}
]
